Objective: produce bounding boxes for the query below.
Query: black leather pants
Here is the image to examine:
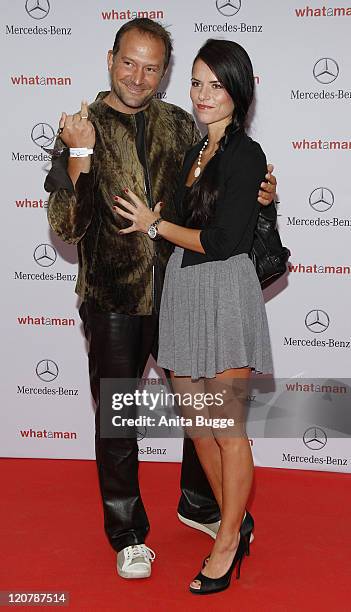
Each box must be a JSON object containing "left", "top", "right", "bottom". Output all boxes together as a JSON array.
[
  {"left": 79, "top": 302, "right": 220, "bottom": 552},
  {"left": 179, "top": 437, "right": 221, "bottom": 523}
]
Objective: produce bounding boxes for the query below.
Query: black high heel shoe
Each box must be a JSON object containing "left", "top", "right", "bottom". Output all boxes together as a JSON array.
[
  {"left": 240, "top": 510, "right": 254, "bottom": 557},
  {"left": 190, "top": 535, "right": 247, "bottom": 595},
  {"left": 202, "top": 510, "right": 254, "bottom": 569}
]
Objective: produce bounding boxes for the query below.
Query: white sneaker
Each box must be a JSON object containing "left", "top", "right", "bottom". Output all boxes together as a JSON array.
[
  {"left": 117, "top": 544, "right": 156, "bottom": 579},
  {"left": 177, "top": 512, "right": 254, "bottom": 543},
  {"left": 177, "top": 513, "right": 221, "bottom": 539}
]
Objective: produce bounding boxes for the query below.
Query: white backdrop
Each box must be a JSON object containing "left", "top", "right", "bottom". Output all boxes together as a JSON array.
[{"left": 1, "top": 0, "right": 350, "bottom": 471}]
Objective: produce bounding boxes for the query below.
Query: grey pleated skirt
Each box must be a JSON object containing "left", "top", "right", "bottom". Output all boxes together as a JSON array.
[{"left": 157, "top": 247, "right": 273, "bottom": 380}]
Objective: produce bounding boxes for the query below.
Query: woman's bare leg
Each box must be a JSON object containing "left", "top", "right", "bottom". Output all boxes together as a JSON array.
[{"left": 190, "top": 367, "right": 252, "bottom": 587}]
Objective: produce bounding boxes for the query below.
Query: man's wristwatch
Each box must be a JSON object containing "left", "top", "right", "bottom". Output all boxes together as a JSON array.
[{"left": 147, "top": 217, "right": 163, "bottom": 240}]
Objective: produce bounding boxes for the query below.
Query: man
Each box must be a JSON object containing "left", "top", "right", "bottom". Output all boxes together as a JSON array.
[{"left": 45, "top": 18, "right": 276, "bottom": 579}]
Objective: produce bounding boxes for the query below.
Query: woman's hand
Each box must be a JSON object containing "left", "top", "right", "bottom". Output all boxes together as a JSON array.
[
  {"left": 113, "top": 189, "right": 159, "bottom": 234},
  {"left": 258, "top": 164, "right": 277, "bottom": 206}
]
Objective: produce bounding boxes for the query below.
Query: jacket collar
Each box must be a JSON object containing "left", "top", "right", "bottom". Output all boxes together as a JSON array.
[
  {"left": 94, "top": 90, "right": 157, "bottom": 119},
  {"left": 180, "top": 127, "right": 246, "bottom": 186}
]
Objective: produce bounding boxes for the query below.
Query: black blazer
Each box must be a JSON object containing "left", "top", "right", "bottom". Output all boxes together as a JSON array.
[{"left": 174, "top": 129, "right": 267, "bottom": 268}]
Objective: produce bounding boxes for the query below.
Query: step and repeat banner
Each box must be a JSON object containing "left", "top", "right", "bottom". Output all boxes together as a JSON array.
[{"left": 1, "top": 0, "right": 350, "bottom": 471}]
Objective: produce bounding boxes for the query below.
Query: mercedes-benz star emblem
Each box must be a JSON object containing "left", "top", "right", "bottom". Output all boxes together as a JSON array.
[
  {"left": 305, "top": 310, "right": 330, "bottom": 334},
  {"left": 216, "top": 0, "right": 241, "bottom": 17},
  {"left": 313, "top": 58, "right": 339, "bottom": 84},
  {"left": 36, "top": 359, "right": 59, "bottom": 382},
  {"left": 25, "top": 0, "right": 50, "bottom": 19},
  {"left": 31, "top": 123, "right": 55, "bottom": 148},
  {"left": 33, "top": 244, "right": 57, "bottom": 267},
  {"left": 303, "top": 427, "right": 327, "bottom": 450},
  {"left": 309, "top": 187, "right": 334, "bottom": 212}
]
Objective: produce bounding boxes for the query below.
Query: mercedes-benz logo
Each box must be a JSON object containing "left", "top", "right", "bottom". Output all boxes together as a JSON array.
[
  {"left": 309, "top": 187, "right": 334, "bottom": 212},
  {"left": 25, "top": 0, "right": 50, "bottom": 20},
  {"left": 31, "top": 123, "right": 55, "bottom": 148},
  {"left": 33, "top": 244, "right": 57, "bottom": 267},
  {"left": 305, "top": 309, "right": 330, "bottom": 334},
  {"left": 216, "top": 0, "right": 241, "bottom": 17},
  {"left": 313, "top": 58, "right": 339, "bottom": 84},
  {"left": 303, "top": 426, "right": 327, "bottom": 450},
  {"left": 36, "top": 359, "right": 59, "bottom": 382}
]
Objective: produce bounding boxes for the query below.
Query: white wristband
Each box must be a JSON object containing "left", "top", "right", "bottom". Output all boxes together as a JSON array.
[{"left": 69, "top": 147, "right": 94, "bottom": 157}]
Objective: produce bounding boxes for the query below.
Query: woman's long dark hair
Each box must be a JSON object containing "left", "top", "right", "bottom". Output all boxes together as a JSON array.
[{"left": 187, "top": 39, "right": 255, "bottom": 227}]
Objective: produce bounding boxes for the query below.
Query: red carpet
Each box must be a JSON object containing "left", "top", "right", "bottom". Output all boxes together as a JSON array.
[{"left": 1, "top": 458, "right": 350, "bottom": 611}]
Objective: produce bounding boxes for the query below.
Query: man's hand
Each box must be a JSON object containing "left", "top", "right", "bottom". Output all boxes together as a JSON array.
[
  {"left": 58, "top": 101, "right": 95, "bottom": 185},
  {"left": 58, "top": 101, "right": 95, "bottom": 149},
  {"left": 258, "top": 164, "right": 277, "bottom": 206}
]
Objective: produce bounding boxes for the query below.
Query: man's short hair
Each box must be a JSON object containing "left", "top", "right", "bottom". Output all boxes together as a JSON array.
[{"left": 112, "top": 18, "right": 173, "bottom": 69}]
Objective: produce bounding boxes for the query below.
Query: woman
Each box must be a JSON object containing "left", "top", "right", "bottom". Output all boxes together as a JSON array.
[{"left": 114, "top": 38, "right": 273, "bottom": 594}]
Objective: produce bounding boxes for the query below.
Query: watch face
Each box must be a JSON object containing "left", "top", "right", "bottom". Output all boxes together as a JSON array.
[{"left": 148, "top": 225, "right": 157, "bottom": 239}]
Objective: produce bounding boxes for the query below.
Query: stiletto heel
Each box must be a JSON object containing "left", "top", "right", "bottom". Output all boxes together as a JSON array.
[
  {"left": 236, "top": 554, "right": 243, "bottom": 579},
  {"left": 242, "top": 533, "right": 250, "bottom": 557},
  {"left": 190, "top": 535, "right": 247, "bottom": 595},
  {"left": 240, "top": 511, "right": 254, "bottom": 556}
]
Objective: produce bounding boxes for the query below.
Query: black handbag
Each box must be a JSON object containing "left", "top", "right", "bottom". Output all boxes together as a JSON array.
[{"left": 249, "top": 202, "right": 290, "bottom": 288}]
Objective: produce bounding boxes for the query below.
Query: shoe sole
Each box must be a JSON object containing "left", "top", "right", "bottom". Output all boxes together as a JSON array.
[
  {"left": 177, "top": 513, "right": 254, "bottom": 544},
  {"left": 117, "top": 567, "right": 151, "bottom": 579},
  {"left": 177, "top": 513, "right": 220, "bottom": 538}
]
